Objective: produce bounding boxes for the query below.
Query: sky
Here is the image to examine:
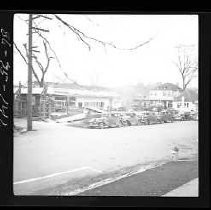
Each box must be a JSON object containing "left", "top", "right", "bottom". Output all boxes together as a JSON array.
[{"left": 13, "top": 14, "right": 198, "bottom": 89}]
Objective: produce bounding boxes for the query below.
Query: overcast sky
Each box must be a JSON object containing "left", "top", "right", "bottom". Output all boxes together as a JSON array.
[{"left": 14, "top": 14, "right": 198, "bottom": 89}]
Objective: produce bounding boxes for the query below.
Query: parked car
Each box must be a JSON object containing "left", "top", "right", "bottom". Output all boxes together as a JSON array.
[
  {"left": 190, "top": 112, "right": 198, "bottom": 121},
  {"left": 157, "top": 111, "right": 174, "bottom": 123},
  {"left": 121, "top": 113, "right": 141, "bottom": 126},
  {"left": 181, "top": 112, "right": 195, "bottom": 121},
  {"left": 142, "top": 112, "right": 159, "bottom": 125},
  {"left": 105, "top": 114, "right": 124, "bottom": 128},
  {"left": 88, "top": 113, "right": 123, "bottom": 129},
  {"left": 173, "top": 113, "right": 184, "bottom": 121},
  {"left": 172, "top": 111, "right": 194, "bottom": 121},
  {"left": 88, "top": 116, "right": 109, "bottom": 129}
]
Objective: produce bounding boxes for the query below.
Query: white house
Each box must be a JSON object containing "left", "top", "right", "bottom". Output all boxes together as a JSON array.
[{"left": 147, "top": 83, "right": 182, "bottom": 108}]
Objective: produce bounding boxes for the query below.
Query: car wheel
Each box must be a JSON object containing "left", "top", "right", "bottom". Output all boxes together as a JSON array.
[
  {"left": 99, "top": 122, "right": 104, "bottom": 129},
  {"left": 127, "top": 120, "right": 131, "bottom": 126}
]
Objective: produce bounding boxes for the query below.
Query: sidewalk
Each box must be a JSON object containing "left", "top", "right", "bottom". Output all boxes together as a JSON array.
[
  {"left": 162, "top": 178, "right": 198, "bottom": 197},
  {"left": 77, "top": 160, "right": 198, "bottom": 196}
]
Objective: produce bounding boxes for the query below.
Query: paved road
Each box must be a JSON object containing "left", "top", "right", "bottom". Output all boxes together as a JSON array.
[
  {"left": 78, "top": 160, "right": 198, "bottom": 196},
  {"left": 13, "top": 120, "right": 198, "bottom": 195}
]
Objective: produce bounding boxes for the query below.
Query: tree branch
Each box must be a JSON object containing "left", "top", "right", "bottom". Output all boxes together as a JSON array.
[
  {"left": 32, "top": 22, "right": 61, "bottom": 67},
  {"left": 14, "top": 42, "right": 41, "bottom": 85},
  {"left": 23, "top": 43, "right": 43, "bottom": 73},
  {"left": 184, "top": 77, "right": 192, "bottom": 90},
  {"left": 33, "top": 55, "right": 44, "bottom": 73},
  {"left": 54, "top": 15, "right": 91, "bottom": 50},
  {"left": 32, "top": 27, "right": 77, "bottom": 83},
  {"left": 43, "top": 40, "right": 53, "bottom": 74},
  {"left": 54, "top": 14, "right": 153, "bottom": 51},
  {"left": 13, "top": 42, "right": 27, "bottom": 64}
]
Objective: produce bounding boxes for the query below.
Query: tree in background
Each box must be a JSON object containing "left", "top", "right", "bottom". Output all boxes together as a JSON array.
[{"left": 174, "top": 45, "right": 198, "bottom": 91}]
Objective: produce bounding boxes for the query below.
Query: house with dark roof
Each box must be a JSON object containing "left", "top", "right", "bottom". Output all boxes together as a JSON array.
[{"left": 172, "top": 89, "right": 198, "bottom": 113}]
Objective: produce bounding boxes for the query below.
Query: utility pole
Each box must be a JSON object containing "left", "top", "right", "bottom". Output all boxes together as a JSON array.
[
  {"left": 26, "top": 14, "right": 51, "bottom": 129},
  {"left": 27, "top": 14, "right": 33, "bottom": 131}
]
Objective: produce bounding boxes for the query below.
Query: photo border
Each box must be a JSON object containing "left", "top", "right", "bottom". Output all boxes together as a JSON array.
[{"left": 0, "top": 8, "right": 210, "bottom": 207}]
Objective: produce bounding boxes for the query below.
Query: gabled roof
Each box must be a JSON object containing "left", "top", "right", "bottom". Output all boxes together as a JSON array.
[
  {"left": 174, "top": 89, "right": 198, "bottom": 102},
  {"left": 153, "top": 83, "right": 182, "bottom": 91}
]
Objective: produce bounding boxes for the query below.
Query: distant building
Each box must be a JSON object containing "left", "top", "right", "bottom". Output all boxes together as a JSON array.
[
  {"left": 13, "top": 83, "right": 123, "bottom": 118},
  {"left": 130, "top": 95, "right": 148, "bottom": 111},
  {"left": 172, "top": 89, "right": 198, "bottom": 113},
  {"left": 147, "top": 83, "right": 183, "bottom": 109}
]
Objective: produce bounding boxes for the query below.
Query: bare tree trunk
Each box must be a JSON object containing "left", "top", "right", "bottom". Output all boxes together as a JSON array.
[
  {"left": 182, "top": 76, "right": 185, "bottom": 91},
  {"left": 40, "top": 76, "right": 45, "bottom": 88}
]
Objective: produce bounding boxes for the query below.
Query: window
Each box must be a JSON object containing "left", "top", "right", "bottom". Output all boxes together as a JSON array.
[
  {"left": 100, "top": 102, "right": 104, "bottom": 107},
  {"left": 78, "top": 102, "right": 83, "bottom": 108},
  {"left": 84, "top": 101, "right": 102, "bottom": 108},
  {"left": 55, "top": 100, "right": 66, "bottom": 111},
  {"left": 168, "top": 103, "right": 172, "bottom": 108},
  {"left": 68, "top": 97, "right": 76, "bottom": 107}
]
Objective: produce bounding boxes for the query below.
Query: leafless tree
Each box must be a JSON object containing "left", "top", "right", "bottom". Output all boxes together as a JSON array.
[
  {"left": 174, "top": 46, "right": 198, "bottom": 91},
  {"left": 30, "top": 41, "right": 53, "bottom": 87},
  {"left": 14, "top": 40, "right": 53, "bottom": 87},
  {"left": 14, "top": 14, "right": 154, "bottom": 87}
]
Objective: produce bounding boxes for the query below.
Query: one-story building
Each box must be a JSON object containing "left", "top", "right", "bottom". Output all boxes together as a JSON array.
[
  {"left": 13, "top": 84, "right": 123, "bottom": 118},
  {"left": 14, "top": 87, "right": 43, "bottom": 117}
]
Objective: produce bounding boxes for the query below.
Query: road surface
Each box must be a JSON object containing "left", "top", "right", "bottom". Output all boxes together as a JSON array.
[
  {"left": 13, "top": 119, "right": 198, "bottom": 195},
  {"left": 78, "top": 160, "right": 198, "bottom": 196}
]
